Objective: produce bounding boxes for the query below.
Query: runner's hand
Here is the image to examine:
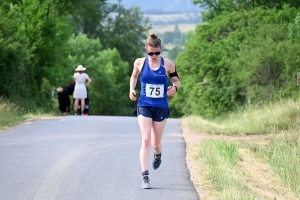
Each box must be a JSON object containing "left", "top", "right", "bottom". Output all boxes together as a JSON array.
[
  {"left": 167, "top": 86, "right": 176, "bottom": 97},
  {"left": 129, "top": 89, "right": 137, "bottom": 101}
]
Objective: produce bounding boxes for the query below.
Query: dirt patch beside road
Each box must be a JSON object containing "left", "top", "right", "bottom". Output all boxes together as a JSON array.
[{"left": 181, "top": 122, "right": 297, "bottom": 200}]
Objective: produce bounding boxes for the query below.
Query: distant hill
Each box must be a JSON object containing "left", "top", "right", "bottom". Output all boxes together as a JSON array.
[{"left": 120, "top": 0, "right": 203, "bottom": 14}]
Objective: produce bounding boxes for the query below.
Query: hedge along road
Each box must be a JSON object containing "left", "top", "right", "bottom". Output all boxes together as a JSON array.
[{"left": 0, "top": 116, "right": 199, "bottom": 200}]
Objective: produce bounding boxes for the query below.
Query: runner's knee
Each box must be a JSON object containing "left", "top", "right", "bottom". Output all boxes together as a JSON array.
[{"left": 142, "top": 137, "right": 151, "bottom": 147}]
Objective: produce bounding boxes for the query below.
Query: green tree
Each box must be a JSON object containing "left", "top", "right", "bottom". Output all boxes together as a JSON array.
[
  {"left": 99, "top": 5, "right": 151, "bottom": 66},
  {"left": 66, "top": 34, "right": 132, "bottom": 115},
  {"left": 288, "top": 13, "right": 300, "bottom": 40},
  {"left": 0, "top": 0, "right": 73, "bottom": 109},
  {"left": 168, "top": 46, "right": 183, "bottom": 61},
  {"left": 184, "top": 30, "right": 195, "bottom": 44},
  {"left": 234, "top": 24, "right": 300, "bottom": 104},
  {"left": 193, "top": 0, "right": 250, "bottom": 21},
  {"left": 172, "top": 6, "right": 299, "bottom": 117},
  {"left": 173, "top": 24, "right": 182, "bottom": 38},
  {"left": 71, "top": 0, "right": 115, "bottom": 37},
  {"left": 0, "top": 0, "right": 156, "bottom": 115},
  {"left": 193, "top": 0, "right": 300, "bottom": 21},
  {"left": 70, "top": 1, "right": 151, "bottom": 67},
  {"left": 162, "top": 32, "right": 174, "bottom": 44},
  {"left": 20, "top": 0, "right": 73, "bottom": 107},
  {"left": 0, "top": 4, "right": 32, "bottom": 101}
]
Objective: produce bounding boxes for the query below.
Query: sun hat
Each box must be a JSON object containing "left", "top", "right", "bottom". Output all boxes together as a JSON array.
[
  {"left": 75, "top": 65, "right": 86, "bottom": 71},
  {"left": 56, "top": 87, "right": 63, "bottom": 93}
]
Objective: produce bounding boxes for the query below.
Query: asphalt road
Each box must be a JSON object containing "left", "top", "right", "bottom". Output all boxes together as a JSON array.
[{"left": 0, "top": 116, "right": 199, "bottom": 200}]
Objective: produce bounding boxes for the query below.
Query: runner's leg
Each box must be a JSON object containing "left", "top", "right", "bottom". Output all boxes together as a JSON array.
[
  {"left": 151, "top": 119, "right": 167, "bottom": 154},
  {"left": 138, "top": 115, "right": 152, "bottom": 172}
]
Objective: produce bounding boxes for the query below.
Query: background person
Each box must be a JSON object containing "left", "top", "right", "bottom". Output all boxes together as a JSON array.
[
  {"left": 129, "top": 33, "right": 180, "bottom": 189},
  {"left": 56, "top": 82, "right": 75, "bottom": 116},
  {"left": 73, "top": 65, "right": 92, "bottom": 115},
  {"left": 74, "top": 86, "right": 90, "bottom": 116}
]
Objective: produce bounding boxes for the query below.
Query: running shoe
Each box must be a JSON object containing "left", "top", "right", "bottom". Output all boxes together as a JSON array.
[
  {"left": 152, "top": 153, "right": 162, "bottom": 170},
  {"left": 141, "top": 176, "right": 151, "bottom": 189}
]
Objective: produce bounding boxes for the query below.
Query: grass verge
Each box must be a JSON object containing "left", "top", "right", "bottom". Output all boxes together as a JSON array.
[
  {"left": 197, "top": 139, "right": 257, "bottom": 199},
  {"left": 183, "top": 99, "right": 300, "bottom": 199},
  {"left": 185, "top": 99, "right": 300, "bottom": 135},
  {"left": 268, "top": 131, "right": 300, "bottom": 196},
  {"left": 0, "top": 97, "right": 56, "bottom": 131},
  {"left": 0, "top": 97, "right": 26, "bottom": 131}
]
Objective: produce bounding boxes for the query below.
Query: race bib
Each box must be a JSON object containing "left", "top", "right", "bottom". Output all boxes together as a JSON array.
[{"left": 145, "top": 84, "right": 164, "bottom": 98}]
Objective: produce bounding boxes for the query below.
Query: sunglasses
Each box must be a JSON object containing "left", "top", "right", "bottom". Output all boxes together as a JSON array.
[{"left": 147, "top": 51, "right": 161, "bottom": 56}]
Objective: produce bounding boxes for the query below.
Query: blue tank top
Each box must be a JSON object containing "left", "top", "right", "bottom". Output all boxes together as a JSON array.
[{"left": 138, "top": 56, "right": 169, "bottom": 108}]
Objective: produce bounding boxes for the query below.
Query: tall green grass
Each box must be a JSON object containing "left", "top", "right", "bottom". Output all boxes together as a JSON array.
[
  {"left": 268, "top": 132, "right": 300, "bottom": 196},
  {"left": 197, "top": 139, "right": 257, "bottom": 199},
  {"left": 0, "top": 97, "right": 56, "bottom": 131},
  {"left": 185, "top": 99, "right": 300, "bottom": 135},
  {"left": 0, "top": 97, "right": 26, "bottom": 130},
  {"left": 185, "top": 98, "right": 300, "bottom": 198}
]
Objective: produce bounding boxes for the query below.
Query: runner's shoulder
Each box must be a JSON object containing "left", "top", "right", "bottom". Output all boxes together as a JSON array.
[
  {"left": 163, "top": 57, "right": 175, "bottom": 70},
  {"left": 134, "top": 57, "right": 146, "bottom": 71},
  {"left": 134, "top": 57, "right": 146, "bottom": 65}
]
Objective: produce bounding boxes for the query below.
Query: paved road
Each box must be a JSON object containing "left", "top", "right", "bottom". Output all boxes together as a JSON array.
[{"left": 0, "top": 116, "right": 199, "bottom": 200}]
